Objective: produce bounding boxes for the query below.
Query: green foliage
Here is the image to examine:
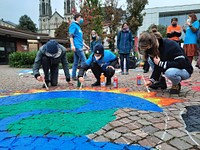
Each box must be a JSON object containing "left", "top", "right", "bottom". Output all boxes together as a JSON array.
[
  {"left": 55, "top": 22, "right": 70, "bottom": 39},
  {"left": 147, "top": 24, "right": 167, "bottom": 38},
  {"left": 103, "top": 0, "right": 122, "bottom": 51},
  {"left": 126, "top": 0, "right": 148, "bottom": 35},
  {"left": 8, "top": 51, "right": 37, "bottom": 68},
  {"left": 80, "top": 0, "right": 104, "bottom": 46},
  {"left": 16, "top": 15, "right": 37, "bottom": 32}
]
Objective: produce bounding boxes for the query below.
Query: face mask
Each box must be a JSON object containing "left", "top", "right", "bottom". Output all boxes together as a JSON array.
[
  {"left": 94, "top": 55, "right": 101, "bottom": 60},
  {"left": 79, "top": 19, "right": 84, "bottom": 25},
  {"left": 146, "top": 47, "right": 154, "bottom": 55},
  {"left": 172, "top": 23, "right": 177, "bottom": 27}
]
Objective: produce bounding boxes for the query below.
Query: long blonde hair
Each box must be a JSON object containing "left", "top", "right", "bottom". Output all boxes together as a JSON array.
[{"left": 138, "top": 32, "right": 160, "bottom": 60}]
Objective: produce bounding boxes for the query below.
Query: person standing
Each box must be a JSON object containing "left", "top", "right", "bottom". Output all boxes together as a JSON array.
[
  {"left": 69, "top": 13, "right": 89, "bottom": 81},
  {"left": 183, "top": 13, "right": 199, "bottom": 64},
  {"left": 90, "top": 30, "right": 102, "bottom": 53},
  {"left": 33, "top": 40, "right": 71, "bottom": 87},
  {"left": 117, "top": 23, "right": 133, "bottom": 75},
  {"left": 166, "top": 17, "right": 182, "bottom": 45}
]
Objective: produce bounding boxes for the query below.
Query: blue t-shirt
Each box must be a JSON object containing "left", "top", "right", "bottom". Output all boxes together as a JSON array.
[
  {"left": 69, "top": 22, "right": 83, "bottom": 49},
  {"left": 184, "top": 20, "right": 200, "bottom": 44}
]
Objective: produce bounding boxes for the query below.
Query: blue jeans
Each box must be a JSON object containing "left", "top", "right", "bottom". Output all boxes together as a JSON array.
[
  {"left": 148, "top": 58, "right": 191, "bottom": 85},
  {"left": 72, "top": 48, "right": 86, "bottom": 78}
]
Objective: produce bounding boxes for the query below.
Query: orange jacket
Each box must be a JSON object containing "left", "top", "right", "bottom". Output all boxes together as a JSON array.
[{"left": 166, "top": 25, "right": 182, "bottom": 41}]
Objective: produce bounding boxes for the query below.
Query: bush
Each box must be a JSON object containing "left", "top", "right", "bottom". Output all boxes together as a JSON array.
[{"left": 8, "top": 51, "right": 37, "bottom": 68}]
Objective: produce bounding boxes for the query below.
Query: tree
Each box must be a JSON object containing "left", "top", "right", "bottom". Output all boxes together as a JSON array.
[
  {"left": 126, "top": 0, "right": 148, "bottom": 36},
  {"left": 147, "top": 24, "right": 167, "bottom": 38},
  {"left": 55, "top": 22, "right": 70, "bottom": 39},
  {"left": 103, "top": 0, "right": 122, "bottom": 51},
  {"left": 17, "top": 15, "right": 37, "bottom": 32},
  {"left": 79, "top": 0, "right": 104, "bottom": 46}
]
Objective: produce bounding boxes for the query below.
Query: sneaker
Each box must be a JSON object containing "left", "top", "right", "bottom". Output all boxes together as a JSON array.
[
  {"left": 149, "top": 77, "right": 167, "bottom": 89},
  {"left": 143, "top": 69, "right": 149, "bottom": 73},
  {"left": 121, "top": 72, "right": 125, "bottom": 75},
  {"left": 91, "top": 81, "right": 100, "bottom": 86},
  {"left": 126, "top": 72, "right": 129, "bottom": 75},
  {"left": 169, "top": 83, "right": 181, "bottom": 94}
]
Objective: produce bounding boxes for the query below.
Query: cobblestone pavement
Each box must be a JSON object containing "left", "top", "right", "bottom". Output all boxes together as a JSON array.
[{"left": 1, "top": 64, "right": 200, "bottom": 149}]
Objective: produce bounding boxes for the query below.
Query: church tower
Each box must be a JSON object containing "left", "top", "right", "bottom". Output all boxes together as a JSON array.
[
  {"left": 39, "top": 0, "right": 52, "bottom": 34},
  {"left": 64, "top": 0, "right": 76, "bottom": 23}
]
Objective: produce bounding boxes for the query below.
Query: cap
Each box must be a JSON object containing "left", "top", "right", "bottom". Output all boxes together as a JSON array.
[
  {"left": 46, "top": 40, "right": 58, "bottom": 54},
  {"left": 94, "top": 44, "right": 104, "bottom": 54}
]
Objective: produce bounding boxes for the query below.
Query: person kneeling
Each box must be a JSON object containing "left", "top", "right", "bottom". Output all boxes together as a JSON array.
[{"left": 78, "top": 44, "right": 118, "bottom": 86}]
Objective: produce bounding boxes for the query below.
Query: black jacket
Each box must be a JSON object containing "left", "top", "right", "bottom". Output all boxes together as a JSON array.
[{"left": 150, "top": 38, "right": 193, "bottom": 82}]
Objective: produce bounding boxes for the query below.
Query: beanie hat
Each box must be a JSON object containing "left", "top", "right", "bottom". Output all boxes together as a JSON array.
[
  {"left": 46, "top": 40, "right": 58, "bottom": 54},
  {"left": 94, "top": 44, "right": 104, "bottom": 54}
]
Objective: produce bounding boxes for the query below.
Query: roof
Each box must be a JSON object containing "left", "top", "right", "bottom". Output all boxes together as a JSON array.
[{"left": 0, "top": 25, "right": 50, "bottom": 40}]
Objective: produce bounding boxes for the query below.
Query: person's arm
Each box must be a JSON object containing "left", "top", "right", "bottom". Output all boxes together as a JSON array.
[
  {"left": 70, "top": 36, "right": 76, "bottom": 51},
  {"left": 83, "top": 42, "right": 90, "bottom": 49},
  {"left": 69, "top": 23, "right": 76, "bottom": 51},
  {"left": 33, "top": 49, "right": 43, "bottom": 81}
]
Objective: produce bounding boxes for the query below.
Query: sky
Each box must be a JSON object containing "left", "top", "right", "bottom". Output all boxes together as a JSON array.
[{"left": 0, "top": 0, "right": 199, "bottom": 28}]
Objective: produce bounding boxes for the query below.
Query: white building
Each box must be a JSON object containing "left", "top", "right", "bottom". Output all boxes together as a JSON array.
[{"left": 138, "top": 4, "right": 200, "bottom": 35}]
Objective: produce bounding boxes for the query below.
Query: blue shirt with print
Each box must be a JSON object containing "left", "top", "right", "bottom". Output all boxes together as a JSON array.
[{"left": 86, "top": 50, "right": 117, "bottom": 71}]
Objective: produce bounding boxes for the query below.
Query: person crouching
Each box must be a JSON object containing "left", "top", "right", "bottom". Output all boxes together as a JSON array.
[{"left": 78, "top": 44, "right": 118, "bottom": 86}]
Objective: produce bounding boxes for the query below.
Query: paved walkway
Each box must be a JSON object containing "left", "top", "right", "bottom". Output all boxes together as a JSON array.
[{"left": 0, "top": 65, "right": 200, "bottom": 149}]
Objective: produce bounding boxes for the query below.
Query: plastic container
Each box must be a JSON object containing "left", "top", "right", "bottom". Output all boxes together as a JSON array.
[
  {"left": 100, "top": 73, "right": 106, "bottom": 87},
  {"left": 137, "top": 74, "right": 141, "bottom": 85},
  {"left": 113, "top": 76, "right": 118, "bottom": 88}
]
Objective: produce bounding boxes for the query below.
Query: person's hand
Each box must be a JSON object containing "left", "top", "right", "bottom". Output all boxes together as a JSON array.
[
  {"left": 36, "top": 76, "right": 44, "bottom": 82},
  {"left": 85, "top": 45, "right": 90, "bottom": 50},
  {"left": 145, "top": 80, "right": 152, "bottom": 87},
  {"left": 71, "top": 45, "right": 76, "bottom": 52},
  {"left": 79, "top": 77, "right": 84, "bottom": 83},
  {"left": 106, "top": 65, "right": 115, "bottom": 70},
  {"left": 153, "top": 56, "right": 160, "bottom": 65}
]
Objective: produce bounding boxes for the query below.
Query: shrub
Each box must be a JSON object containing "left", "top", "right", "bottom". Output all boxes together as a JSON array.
[{"left": 8, "top": 51, "right": 37, "bottom": 68}]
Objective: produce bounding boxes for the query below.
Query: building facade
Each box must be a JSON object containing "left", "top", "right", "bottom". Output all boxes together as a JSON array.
[
  {"left": 39, "top": 0, "right": 76, "bottom": 37},
  {"left": 138, "top": 4, "right": 200, "bottom": 35}
]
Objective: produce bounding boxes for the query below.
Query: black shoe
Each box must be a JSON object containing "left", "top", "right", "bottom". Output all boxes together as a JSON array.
[
  {"left": 106, "top": 78, "right": 111, "bottom": 85},
  {"left": 169, "top": 83, "right": 181, "bottom": 94},
  {"left": 91, "top": 81, "right": 100, "bottom": 86},
  {"left": 143, "top": 69, "right": 149, "bottom": 73},
  {"left": 149, "top": 77, "right": 167, "bottom": 89}
]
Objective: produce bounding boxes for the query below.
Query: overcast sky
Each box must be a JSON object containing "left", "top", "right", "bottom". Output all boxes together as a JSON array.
[{"left": 0, "top": 0, "right": 199, "bottom": 28}]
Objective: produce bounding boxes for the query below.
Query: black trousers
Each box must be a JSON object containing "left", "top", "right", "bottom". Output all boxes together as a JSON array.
[
  {"left": 143, "top": 60, "right": 150, "bottom": 71},
  {"left": 91, "top": 62, "right": 115, "bottom": 82},
  {"left": 42, "top": 56, "right": 60, "bottom": 86}
]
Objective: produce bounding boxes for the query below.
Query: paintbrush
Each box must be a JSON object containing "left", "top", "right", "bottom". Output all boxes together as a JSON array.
[
  {"left": 43, "top": 79, "right": 49, "bottom": 91},
  {"left": 142, "top": 75, "right": 150, "bottom": 93}
]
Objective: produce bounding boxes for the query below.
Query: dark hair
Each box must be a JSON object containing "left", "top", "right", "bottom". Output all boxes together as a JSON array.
[
  {"left": 122, "top": 22, "right": 128, "bottom": 28},
  {"left": 138, "top": 32, "right": 160, "bottom": 60},
  {"left": 150, "top": 24, "right": 158, "bottom": 33},
  {"left": 74, "top": 13, "right": 82, "bottom": 21},
  {"left": 171, "top": 17, "right": 178, "bottom": 23},
  {"left": 189, "top": 13, "right": 197, "bottom": 23}
]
